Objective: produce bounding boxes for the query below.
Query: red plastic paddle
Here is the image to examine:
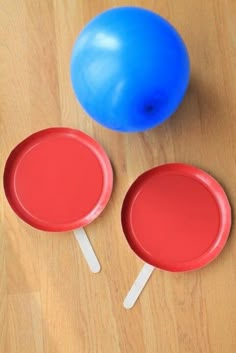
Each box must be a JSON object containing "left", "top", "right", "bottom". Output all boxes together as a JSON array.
[
  {"left": 122, "top": 163, "right": 231, "bottom": 308},
  {"left": 4, "top": 128, "right": 113, "bottom": 273}
]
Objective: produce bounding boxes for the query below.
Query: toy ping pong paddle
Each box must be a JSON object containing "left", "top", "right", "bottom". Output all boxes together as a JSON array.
[{"left": 122, "top": 163, "right": 231, "bottom": 308}]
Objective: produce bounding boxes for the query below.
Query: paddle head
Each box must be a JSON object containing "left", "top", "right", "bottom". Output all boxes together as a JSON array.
[
  {"left": 121, "top": 163, "right": 231, "bottom": 272},
  {"left": 4, "top": 128, "right": 113, "bottom": 232}
]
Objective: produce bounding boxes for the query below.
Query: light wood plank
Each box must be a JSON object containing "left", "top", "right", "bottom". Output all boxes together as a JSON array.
[{"left": 0, "top": 1, "right": 236, "bottom": 352}]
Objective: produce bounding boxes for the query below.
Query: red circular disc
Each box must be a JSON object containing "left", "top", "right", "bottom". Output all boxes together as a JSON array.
[
  {"left": 121, "top": 163, "right": 231, "bottom": 272},
  {"left": 4, "top": 128, "right": 113, "bottom": 231}
]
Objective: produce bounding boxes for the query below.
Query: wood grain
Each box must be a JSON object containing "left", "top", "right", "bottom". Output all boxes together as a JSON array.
[{"left": 1, "top": 0, "right": 236, "bottom": 352}]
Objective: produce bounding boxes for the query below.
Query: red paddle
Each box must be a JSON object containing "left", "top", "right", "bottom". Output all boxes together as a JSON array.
[
  {"left": 4, "top": 128, "right": 113, "bottom": 273},
  {"left": 122, "top": 163, "right": 231, "bottom": 308}
]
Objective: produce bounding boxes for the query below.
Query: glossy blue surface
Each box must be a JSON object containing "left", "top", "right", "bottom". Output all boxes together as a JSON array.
[{"left": 71, "top": 7, "right": 190, "bottom": 132}]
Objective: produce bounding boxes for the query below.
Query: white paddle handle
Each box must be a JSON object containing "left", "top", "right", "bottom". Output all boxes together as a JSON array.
[
  {"left": 123, "top": 263, "right": 155, "bottom": 309},
  {"left": 74, "top": 228, "right": 101, "bottom": 273}
]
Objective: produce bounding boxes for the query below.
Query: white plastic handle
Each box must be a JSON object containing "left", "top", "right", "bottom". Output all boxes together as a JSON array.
[
  {"left": 74, "top": 228, "right": 101, "bottom": 273},
  {"left": 123, "top": 263, "right": 155, "bottom": 309}
]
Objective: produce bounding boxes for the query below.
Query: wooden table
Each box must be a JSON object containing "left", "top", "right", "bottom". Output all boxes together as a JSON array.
[{"left": 1, "top": 1, "right": 236, "bottom": 352}]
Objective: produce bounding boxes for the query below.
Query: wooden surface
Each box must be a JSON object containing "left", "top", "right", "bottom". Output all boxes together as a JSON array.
[{"left": 0, "top": 1, "right": 236, "bottom": 352}]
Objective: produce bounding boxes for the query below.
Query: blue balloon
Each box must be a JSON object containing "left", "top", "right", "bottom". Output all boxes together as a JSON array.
[{"left": 71, "top": 7, "right": 190, "bottom": 132}]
